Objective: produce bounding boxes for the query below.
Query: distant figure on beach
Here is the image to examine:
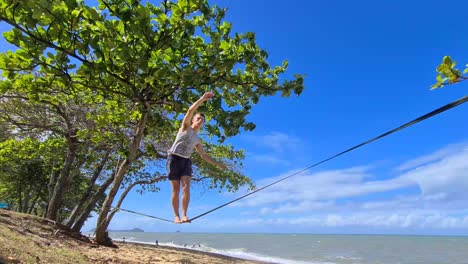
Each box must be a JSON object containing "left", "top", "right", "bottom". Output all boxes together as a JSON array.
[
  {"left": 155, "top": 240, "right": 158, "bottom": 245},
  {"left": 167, "top": 92, "right": 227, "bottom": 224}
]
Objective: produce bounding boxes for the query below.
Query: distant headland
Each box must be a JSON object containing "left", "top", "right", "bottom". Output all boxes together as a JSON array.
[{"left": 88, "top": 228, "right": 144, "bottom": 232}]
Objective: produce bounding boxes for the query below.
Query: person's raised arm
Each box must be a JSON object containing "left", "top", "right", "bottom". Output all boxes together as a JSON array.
[{"left": 181, "top": 92, "right": 213, "bottom": 130}]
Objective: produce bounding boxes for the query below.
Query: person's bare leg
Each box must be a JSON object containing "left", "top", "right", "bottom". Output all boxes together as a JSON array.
[
  {"left": 181, "top": 176, "right": 191, "bottom": 223},
  {"left": 170, "top": 180, "right": 181, "bottom": 223}
]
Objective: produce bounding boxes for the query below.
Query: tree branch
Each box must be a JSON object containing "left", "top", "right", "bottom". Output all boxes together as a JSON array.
[{"left": 108, "top": 175, "right": 166, "bottom": 222}]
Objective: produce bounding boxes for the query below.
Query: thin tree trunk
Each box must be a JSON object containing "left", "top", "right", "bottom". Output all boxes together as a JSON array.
[
  {"left": 22, "top": 189, "right": 31, "bottom": 214},
  {"left": 95, "top": 111, "right": 148, "bottom": 246},
  {"left": 46, "top": 134, "right": 78, "bottom": 221},
  {"left": 17, "top": 187, "right": 23, "bottom": 213},
  {"left": 47, "top": 160, "right": 58, "bottom": 213},
  {"left": 71, "top": 159, "right": 121, "bottom": 232},
  {"left": 66, "top": 150, "right": 111, "bottom": 228},
  {"left": 27, "top": 193, "right": 40, "bottom": 214},
  {"left": 94, "top": 160, "right": 131, "bottom": 245},
  {"left": 70, "top": 191, "right": 106, "bottom": 232}
]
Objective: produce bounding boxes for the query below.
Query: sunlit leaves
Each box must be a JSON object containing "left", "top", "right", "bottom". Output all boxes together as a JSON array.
[
  {"left": 432, "top": 56, "right": 467, "bottom": 89},
  {"left": 0, "top": 138, "right": 64, "bottom": 207}
]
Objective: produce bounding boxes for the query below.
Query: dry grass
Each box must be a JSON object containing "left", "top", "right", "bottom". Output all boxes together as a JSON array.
[{"left": 0, "top": 210, "right": 92, "bottom": 263}]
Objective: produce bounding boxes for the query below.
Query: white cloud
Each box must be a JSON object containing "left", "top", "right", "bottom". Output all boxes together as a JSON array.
[
  {"left": 398, "top": 144, "right": 468, "bottom": 200},
  {"left": 232, "top": 142, "right": 468, "bottom": 223},
  {"left": 396, "top": 142, "right": 467, "bottom": 171},
  {"left": 202, "top": 212, "right": 468, "bottom": 230},
  {"left": 233, "top": 166, "right": 414, "bottom": 208}
]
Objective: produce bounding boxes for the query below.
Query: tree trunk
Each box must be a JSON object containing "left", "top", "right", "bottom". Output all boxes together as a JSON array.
[
  {"left": 17, "top": 187, "right": 23, "bottom": 213},
  {"left": 71, "top": 171, "right": 116, "bottom": 232},
  {"left": 94, "top": 160, "right": 131, "bottom": 246},
  {"left": 22, "top": 189, "right": 30, "bottom": 214},
  {"left": 46, "top": 135, "right": 78, "bottom": 221},
  {"left": 71, "top": 191, "right": 106, "bottom": 232},
  {"left": 27, "top": 193, "right": 40, "bottom": 214},
  {"left": 95, "top": 111, "right": 148, "bottom": 246},
  {"left": 65, "top": 150, "right": 111, "bottom": 228},
  {"left": 47, "top": 160, "right": 58, "bottom": 213}
]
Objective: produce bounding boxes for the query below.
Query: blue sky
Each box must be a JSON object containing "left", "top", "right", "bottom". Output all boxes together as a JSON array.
[{"left": 1, "top": 0, "right": 467, "bottom": 235}]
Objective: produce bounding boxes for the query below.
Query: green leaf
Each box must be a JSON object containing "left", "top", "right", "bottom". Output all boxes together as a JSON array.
[
  {"left": 71, "top": 9, "right": 81, "bottom": 18},
  {"left": 219, "top": 40, "right": 229, "bottom": 50},
  {"left": 178, "top": 0, "right": 188, "bottom": 10},
  {"left": 443, "top": 56, "right": 452, "bottom": 66},
  {"left": 451, "top": 61, "right": 457, "bottom": 68},
  {"left": 32, "top": 9, "right": 44, "bottom": 20},
  {"left": 431, "top": 83, "right": 442, "bottom": 89}
]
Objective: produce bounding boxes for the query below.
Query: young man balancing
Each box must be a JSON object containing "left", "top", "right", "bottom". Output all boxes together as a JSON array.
[{"left": 167, "top": 91, "right": 227, "bottom": 223}]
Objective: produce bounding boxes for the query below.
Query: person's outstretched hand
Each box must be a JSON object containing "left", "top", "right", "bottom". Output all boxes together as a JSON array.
[{"left": 202, "top": 91, "right": 214, "bottom": 101}]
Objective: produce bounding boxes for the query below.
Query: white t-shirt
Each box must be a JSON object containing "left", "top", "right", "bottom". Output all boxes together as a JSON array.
[{"left": 167, "top": 128, "right": 201, "bottom": 158}]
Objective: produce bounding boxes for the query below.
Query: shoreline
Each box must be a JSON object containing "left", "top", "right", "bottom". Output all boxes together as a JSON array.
[{"left": 113, "top": 240, "right": 272, "bottom": 264}]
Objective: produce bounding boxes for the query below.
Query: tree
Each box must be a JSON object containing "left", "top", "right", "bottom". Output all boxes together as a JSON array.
[
  {"left": 0, "top": 0, "right": 305, "bottom": 245},
  {"left": 0, "top": 138, "right": 57, "bottom": 214},
  {"left": 0, "top": 85, "right": 113, "bottom": 221},
  {"left": 432, "top": 56, "right": 468, "bottom": 89}
]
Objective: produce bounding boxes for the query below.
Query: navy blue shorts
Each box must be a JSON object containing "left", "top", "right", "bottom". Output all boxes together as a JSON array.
[{"left": 167, "top": 154, "right": 192, "bottom": 181}]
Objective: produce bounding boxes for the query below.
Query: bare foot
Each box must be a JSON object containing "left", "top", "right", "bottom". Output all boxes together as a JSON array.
[
  {"left": 181, "top": 216, "right": 191, "bottom": 223},
  {"left": 174, "top": 216, "right": 181, "bottom": 224}
]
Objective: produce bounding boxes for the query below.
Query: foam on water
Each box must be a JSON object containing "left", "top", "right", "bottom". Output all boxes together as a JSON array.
[{"left": 124, "top": 238, "right": 333, "bottom": 264}]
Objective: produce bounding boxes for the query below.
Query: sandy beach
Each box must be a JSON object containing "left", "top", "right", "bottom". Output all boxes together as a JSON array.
[
  {"left": 0, "top": 209, "right": 267, "bottom": 264},
  {"left": 85, "top": 240, "right": 268, "bottom": 264}
]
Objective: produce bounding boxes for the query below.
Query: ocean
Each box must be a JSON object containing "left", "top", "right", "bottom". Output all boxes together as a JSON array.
[{"left": 97, "top": 232, "right": 468, "bottom": 264}]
